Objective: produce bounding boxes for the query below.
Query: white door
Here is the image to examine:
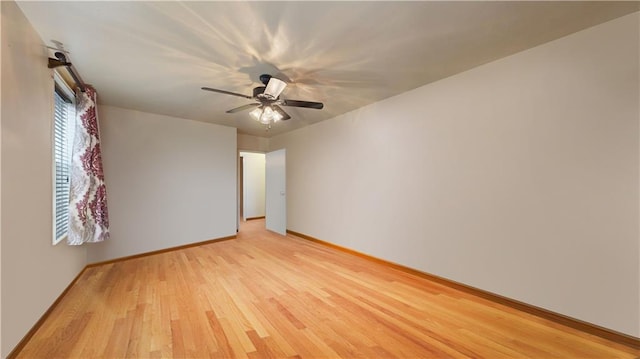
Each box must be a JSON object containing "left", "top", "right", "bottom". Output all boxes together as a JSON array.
[{"left": 266, "top": 149, "right": 286, "bottom": 235}]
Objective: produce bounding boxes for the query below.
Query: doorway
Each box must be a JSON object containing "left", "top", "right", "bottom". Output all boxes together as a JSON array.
[
  {"left": 239, "top": 152, "right": 266, "bottom": 222},
  {"left": 237, "top": 149, "right": 286, "bottom": 235}
]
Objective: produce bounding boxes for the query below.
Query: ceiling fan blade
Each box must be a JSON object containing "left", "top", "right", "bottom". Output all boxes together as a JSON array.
[
  {"left": 272, "top": 105, "right": 291, "bottom": 121},
  {"left": 281, "top": 99, "right": 324, "bottom": 110},
  {"left": 264, "top": 77, "right": 287, "bottom": 98},
  {"left": 226, "top": 103, "right": 260, "bottom": 114},
  {"left": 201, "top": 87, "right": 253, "bottom": 99}
]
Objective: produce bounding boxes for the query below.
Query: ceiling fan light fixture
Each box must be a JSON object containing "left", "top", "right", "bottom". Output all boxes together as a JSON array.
[
  {"left": 250, "top": 106, "right": 283, "bottom": 125},
  {"left": 249, "top": 107, "right": 262, "bottom": 121},
  {"left": 203, "top": 73, "right": 323, "bottom": 129},
  {"left": 272, "top": 109, "right": 284, "bottom": 122}
]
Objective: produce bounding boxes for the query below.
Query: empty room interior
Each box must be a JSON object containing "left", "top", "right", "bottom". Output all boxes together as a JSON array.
[{"left": 1, "top": 1, "right": 639, "bottom": 358}]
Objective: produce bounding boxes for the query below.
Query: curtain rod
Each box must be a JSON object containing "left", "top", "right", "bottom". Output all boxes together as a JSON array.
[{"left": 47, "top": 44, "right": 87, "bottom": 92}]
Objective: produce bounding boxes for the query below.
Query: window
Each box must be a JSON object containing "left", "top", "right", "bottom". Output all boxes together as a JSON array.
[{"left": 53, "top": 77, "right": 75, "bottom": 244}]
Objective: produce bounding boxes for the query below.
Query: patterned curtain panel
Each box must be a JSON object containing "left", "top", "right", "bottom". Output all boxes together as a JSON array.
[{"left": 68, "top": 85, "right": 110, "bottom": 245}]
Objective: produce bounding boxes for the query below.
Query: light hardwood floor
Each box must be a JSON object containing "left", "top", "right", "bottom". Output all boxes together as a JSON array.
[{"left": 16, "top": 219, "right": 639, "bottom": 358}]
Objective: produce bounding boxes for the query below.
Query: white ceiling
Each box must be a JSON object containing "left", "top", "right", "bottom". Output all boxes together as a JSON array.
[{"left": 17, "top": 1, "right": 639, "bottom": 137}]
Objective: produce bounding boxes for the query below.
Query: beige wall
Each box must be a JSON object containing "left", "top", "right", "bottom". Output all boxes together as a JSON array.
[
  {"left": 86, "top": 106, "right": 237, "bottom": 263},
  {"left": 271, "top": 13, "right": 640, "bottom": 336},
  {"left": 238, "top": 133, "right": 269, "bottom": 153},
  {"left": 1, "top": 2, "right": 87, "bottom": 356}
]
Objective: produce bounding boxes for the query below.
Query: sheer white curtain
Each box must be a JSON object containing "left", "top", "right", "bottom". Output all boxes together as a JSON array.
[{"left": 67, "top": 85, "right": 110, "bottom": 245}]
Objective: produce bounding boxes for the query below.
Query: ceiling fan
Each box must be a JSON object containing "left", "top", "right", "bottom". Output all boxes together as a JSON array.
[{"left": 202, "top": 74, "right": 324, "bottom": 128}]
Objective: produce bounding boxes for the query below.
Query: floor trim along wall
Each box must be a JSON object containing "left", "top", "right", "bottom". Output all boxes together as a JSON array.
[
  {"left": 86, "top": 235, "right": 236, "bottom": 268},
  {"left": 6, "top": 234, "right": 236, "bottom": 359},
  {"left": 245, "top": 216, "right": 266, "bottom": 221},
  {"left": 286, "top": 229, "right": 640, "bottom": 350}
]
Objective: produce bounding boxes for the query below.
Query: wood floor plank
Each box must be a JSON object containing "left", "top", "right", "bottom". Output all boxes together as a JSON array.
[
  {"left": 205, "top": 310, "right": 234, "bottom": 358},
  {"left": 14, "top": 219, "right": 639, "bottom": 358},
  {"left": 218, "top": 317, "right": 251, "bottom": 359},
  {"left": 246, "top": 330, "right": 279, "bottom": 359}
]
